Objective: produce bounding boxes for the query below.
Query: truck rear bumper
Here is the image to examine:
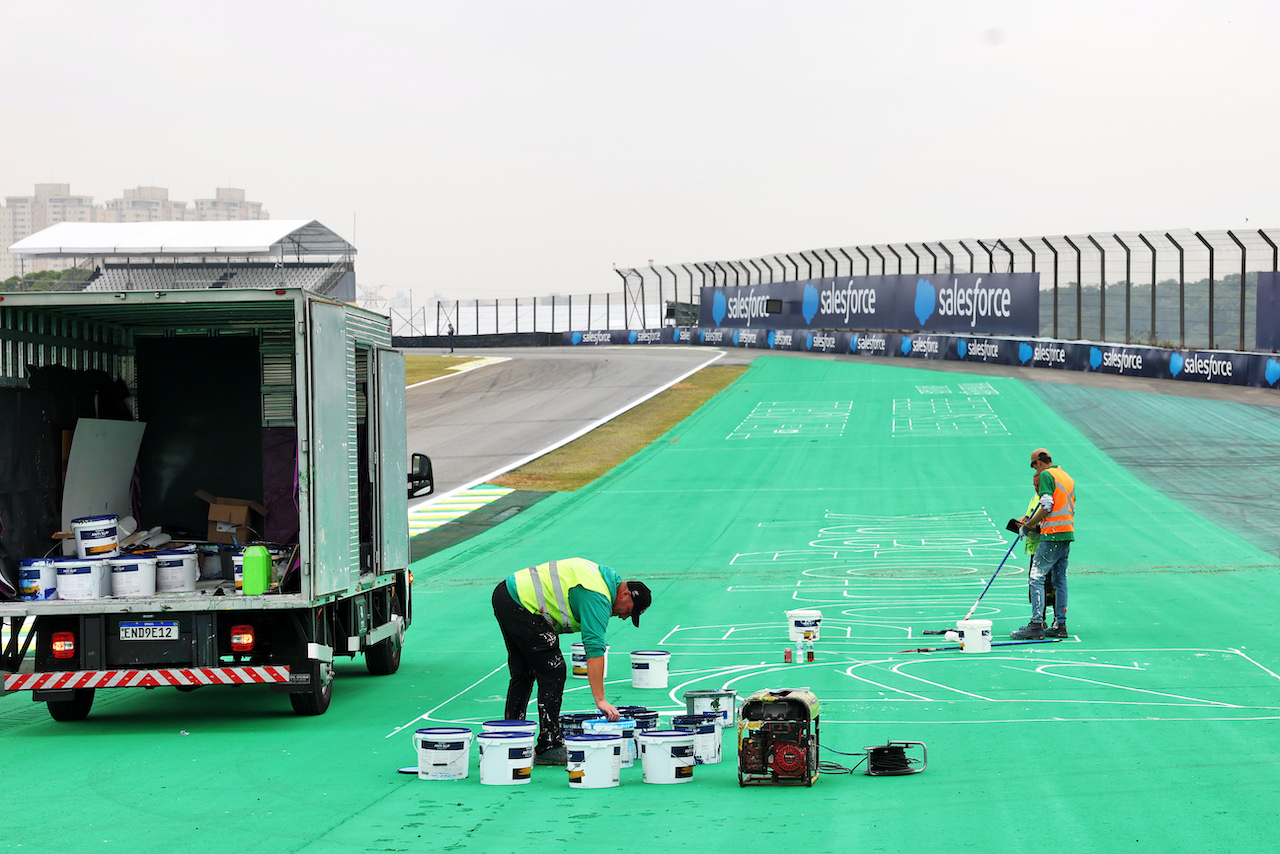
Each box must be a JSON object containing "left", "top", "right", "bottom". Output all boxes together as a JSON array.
[{"left": 6, "top": 665, "right": 291, "bottom": 691}]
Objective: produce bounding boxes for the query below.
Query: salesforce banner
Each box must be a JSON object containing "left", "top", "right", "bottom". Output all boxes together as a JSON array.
[{"left": 698, "top": 273, "right": 1040, "bottom": 336}]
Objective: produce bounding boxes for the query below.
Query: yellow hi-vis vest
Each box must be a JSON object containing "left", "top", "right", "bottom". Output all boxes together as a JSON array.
[
  {"left": 513, "top": 558, "right": 612, "bottom": 634},
  {"left": 1039, "top": 466, "right": 1076, "bottom": 536}
]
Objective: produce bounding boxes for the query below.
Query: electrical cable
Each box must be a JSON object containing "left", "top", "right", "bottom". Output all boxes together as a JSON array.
[{"left": 818, "top": 744, "right": 868, "bottom": 774}]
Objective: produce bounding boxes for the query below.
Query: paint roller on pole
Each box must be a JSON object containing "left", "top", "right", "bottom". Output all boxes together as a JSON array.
[{"left": 921, "top": 518, "right": 1024, "bottom": 636}]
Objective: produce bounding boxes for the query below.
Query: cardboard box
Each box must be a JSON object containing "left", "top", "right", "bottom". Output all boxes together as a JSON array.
[{"left": 195, "top": 489, "right": 267, "bottom": 545}]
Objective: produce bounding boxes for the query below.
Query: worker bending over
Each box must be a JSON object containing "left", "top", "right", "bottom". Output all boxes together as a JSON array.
[{"left": 491, "top": 558, "right": 652, "bottom": 766}]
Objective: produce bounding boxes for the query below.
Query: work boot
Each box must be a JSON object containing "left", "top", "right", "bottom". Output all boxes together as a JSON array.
[
  {"left": 1046, "top": 622, "right": 1069, "bottom": 639},
  {"left": 1010, "top": 621, "right": 1045, "bottom": 640},
  {"left": 534, "top": 745, "right": 568, "bottom": 766}
]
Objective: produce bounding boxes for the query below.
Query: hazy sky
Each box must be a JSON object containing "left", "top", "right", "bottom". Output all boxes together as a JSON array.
[{"left": 4, "top": 1, "right": 1279, "bottom": 300}]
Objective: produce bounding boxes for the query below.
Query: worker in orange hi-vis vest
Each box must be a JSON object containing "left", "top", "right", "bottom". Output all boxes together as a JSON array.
[{"left": 1011, "top": 448, "right": 1075, "bottom": 640}]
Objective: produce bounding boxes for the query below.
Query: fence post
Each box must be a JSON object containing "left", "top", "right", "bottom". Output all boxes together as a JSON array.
[
  {"left": 1041, "top": 238, "right": 1059, "bottom": 339},
  {"left": 940, "top": 243, "right": 955, "bottom": 277},
  {"left": 905, "top": 244, "right": 920, "bottom": 275},
  {"left": 838, "top": 248, "right": 855, "bottom": 277},
  {"left": 1114, "top": 234, "right": 1132, "bottom": 344},
  {"left": 824, "top": 248, "right": 840, "bottom": 278},
  {"left": 1062, "top": 236, "right": 1083, "bottom": 340},
  {"left": 1194, "top": 232, "right": 1215, "bottom": 350},
  {"left": 1165, "top": 233, "right": 1185, "bottom": 348},
  {"left": 1088, "top": 235, "right": 1106, "bottom": 343},
  {"left": 857, "top": 247, "right": 871, "bottom": 276},
  {"left": 924, "top": 244, "right": 938, "bottom": 275},
  {"left": 1227, "top": 231, "right": 1247, "bottom": 351}
]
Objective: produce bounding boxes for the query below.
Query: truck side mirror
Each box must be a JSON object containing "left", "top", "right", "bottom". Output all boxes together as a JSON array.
[{"left": 408, "top": 453, "right": 434, "bottom": 499}]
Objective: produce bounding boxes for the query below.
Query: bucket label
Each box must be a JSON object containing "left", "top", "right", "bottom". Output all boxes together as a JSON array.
[
  {"left": 676, "top": 766, "right": 694, "bottom": 778},
  {"left": 424, "top": 741, "right": 465, "bottom": 751},
  {"left": 512, "top": 766, "right": 532, "bottom": 780},
  {"left": 672, "top": 745, "right": 695, "bottom": 758},
  {"left": 508, "top": 747, "right": 532, "bottom": 760},
  {"left": 633, "top": 662, "right": 650, "bottom": 670}
]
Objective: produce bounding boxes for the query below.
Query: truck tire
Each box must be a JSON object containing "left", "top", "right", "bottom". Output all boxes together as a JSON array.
[
  {"left": 289, "top": 661, "right": 333, "bottom": 716},
  {"left": 366, "top": 617, "right": 404, "bottom": 676},
  {"left": 47, "top": 689, "right": 95, "bottom": 721}
]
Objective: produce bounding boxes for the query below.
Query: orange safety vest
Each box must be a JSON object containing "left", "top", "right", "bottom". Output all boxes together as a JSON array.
[{"left": 1039, "top": 466, "right": 1076, "bottom": 536}]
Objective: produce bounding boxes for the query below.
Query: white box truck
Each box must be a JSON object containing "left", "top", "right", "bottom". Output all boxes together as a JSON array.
[{"left": 0, "top": 285, "right": 430, "bottom": 719}]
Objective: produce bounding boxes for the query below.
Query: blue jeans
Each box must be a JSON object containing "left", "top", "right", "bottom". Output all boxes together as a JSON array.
[{"left": 1030, "top": 540, "right": 1070, "bottom": 625}]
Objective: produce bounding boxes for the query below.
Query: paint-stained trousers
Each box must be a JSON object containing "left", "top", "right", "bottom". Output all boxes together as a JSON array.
[{"left": 491, "top": 581, "right": 565, "bottom": 753}]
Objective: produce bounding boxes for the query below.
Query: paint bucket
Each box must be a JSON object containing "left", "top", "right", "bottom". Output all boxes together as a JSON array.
[
  {"left": 583, "top": 717, "right": 636, "bottom": 768},
  {"left": 71, "top": 514, "right": 120, "bottom": 559},
  {"left": 108, "top": 556, "right": 157, "bottom": 597},
  {"left": 558, "top": 712, "right": 600, "bottom": 738},
  {"left": 414, "top": 727, "right": 474, "bottom": 781},
  {"left": 566, "top": 733, "right": 622, "bottom": 788},
  {"left": 957, "top": 619, "right": 993, "bottom": 654},
  {"left": 481, "top": 719, "right": 537, "bottom": 736},
  {"left": 154, "top": 550, "right": 199, "bottom": 593},
  {"left": 671, "top": 714, "right": 722, "bottom": 764},
  {"left": 19, "top": 559, "right": 58, "bottom": 601},
  {"left": 198, "top": 547, "right": 222, "bottom": 580},
  {"left": 618, "top": 706, "right": 659, "bottom": 756},
  {"left": 477, "top": 731, "right": 535, "bottom": 786},
  {"left": 786, "top": 608, "right": 823, "bottom": 642},
  {"left": 231, "top": 552, "right": 245, "bottom": 593},
  {"left": 683, "top": 688, "right": 738, "bottom": 728},
  {"left": 54, "top": 558, "right": 112, "bottom": 599},
  {"left": 630, "top": 650, "right": 671, "bottom": 689},
  {"left": 637, "top": 729, "right": 696, "bottom": 784},
  {"left": 570, "top": 641, "right": 609, "bottom": 679}
]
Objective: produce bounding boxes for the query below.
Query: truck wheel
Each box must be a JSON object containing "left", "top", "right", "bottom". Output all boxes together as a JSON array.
[
  {"left": 366, "top": 620, "right": 404, "bottom": 676},
  {"left": 47, "top": 689, "right": 95, "bottom": 721},
  {"left": 289, "top": 661, "right": 333, "bottom": 716}
]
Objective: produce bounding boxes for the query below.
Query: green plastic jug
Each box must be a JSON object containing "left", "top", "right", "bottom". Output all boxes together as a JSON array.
[{"left": 241, "top": 545, "right": 272, "bottom": 595}]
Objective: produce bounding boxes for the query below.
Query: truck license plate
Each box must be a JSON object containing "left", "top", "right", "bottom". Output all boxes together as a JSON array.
[{"left": 119, "top": 621, "right": 179, "bottom": 641}]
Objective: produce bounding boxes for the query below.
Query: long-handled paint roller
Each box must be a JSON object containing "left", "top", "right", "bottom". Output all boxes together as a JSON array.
[
  {"left": 921, "top": 518, "right": 1024, "bottom": 635},
  {"left": 899, "top": 638, "right": 1061, "bottom": 654}
]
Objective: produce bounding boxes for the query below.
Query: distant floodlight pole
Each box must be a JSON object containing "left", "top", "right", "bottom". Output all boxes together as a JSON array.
[
  {"left": 1227, "top": 231, "right": 1247, "bottom": 350},
  {"left": 1165, "top": 232, "right": 1186, "bottom": 348},
  {"left": 1195, "top": 232, "right": 1215, "bottom": 349}
]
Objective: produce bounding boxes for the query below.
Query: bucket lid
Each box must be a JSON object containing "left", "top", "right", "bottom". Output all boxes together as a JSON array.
[
  {"left": 630, "top": 650, "right": 671, "bottom": 657},
  {"left": 566, "top": 733, "right": 622, "bottom": 742},
  {"left": 482, "top": 719, "right": 535, "bottom": 727},
  {"left": 477, "top": 731, "right": 536, "bottom": 741},
  {"left": 684, "top": 688, "right": 736, "bottom": 698},
  {"left": 415, "top": 727, "right": 472, "bottom": 735},
  {"left": 72, "top": 514, "right": 118, "bottom": 524},
  {"left": 637, "top": 729, "right": 694, "bottom": 740}
]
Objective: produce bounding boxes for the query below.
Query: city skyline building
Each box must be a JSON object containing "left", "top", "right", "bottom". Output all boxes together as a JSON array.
[{"left": 1, "top": 183, "right": 269, "bottom": 279}]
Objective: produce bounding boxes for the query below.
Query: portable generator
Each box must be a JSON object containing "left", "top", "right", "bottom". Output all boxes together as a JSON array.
[{"left": 736, "top": 688, "right": 820, "bottom": 786}]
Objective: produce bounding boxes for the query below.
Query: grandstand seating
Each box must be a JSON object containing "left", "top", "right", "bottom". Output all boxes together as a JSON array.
[{"left": 84, "top": 263, "right": 331, "bottom": 292}]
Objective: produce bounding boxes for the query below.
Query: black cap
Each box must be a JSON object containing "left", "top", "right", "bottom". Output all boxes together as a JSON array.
[{"left": 627, "top": 581, "right": 652, "bottom": 627}]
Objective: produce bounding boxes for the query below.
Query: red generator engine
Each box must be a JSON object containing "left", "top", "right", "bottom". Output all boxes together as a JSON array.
[{"left": 736, "top": 688, "right": 819, "bottom": 786}]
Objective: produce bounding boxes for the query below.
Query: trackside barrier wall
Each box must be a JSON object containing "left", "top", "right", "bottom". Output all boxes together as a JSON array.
[{"left": 559, "top": 327, "right": 1280, "bottom": 391}]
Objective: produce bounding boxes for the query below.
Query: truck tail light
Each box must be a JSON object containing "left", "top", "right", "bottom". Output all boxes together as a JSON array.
[
  {"left": 230, "top": 625, "right": 255, "bottom": 652},
  {"left": 52, "top": 631, "right": 76, "bottom": 659}
]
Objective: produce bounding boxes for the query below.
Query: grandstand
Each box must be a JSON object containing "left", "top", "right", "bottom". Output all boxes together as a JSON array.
[{"left": 6, "top": 220, "right": 356, "bottom": 300}]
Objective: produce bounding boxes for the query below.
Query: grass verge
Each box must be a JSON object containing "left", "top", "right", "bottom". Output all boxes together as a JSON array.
[
  {"left": 405, "top": 354, "right": 486, "bottom": 385},
  {"left": 490, "top": 365, "right": 747, "bottom": 491}
]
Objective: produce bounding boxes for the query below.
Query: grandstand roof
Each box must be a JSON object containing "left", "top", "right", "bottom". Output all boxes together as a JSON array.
[{"left": 8, "top": 220, "right": 355, "bottom": 258}]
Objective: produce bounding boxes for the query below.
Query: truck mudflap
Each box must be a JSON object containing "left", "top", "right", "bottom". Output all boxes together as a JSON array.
[{"left": 6, "top": 665, "right": 292, "bottom": 692}]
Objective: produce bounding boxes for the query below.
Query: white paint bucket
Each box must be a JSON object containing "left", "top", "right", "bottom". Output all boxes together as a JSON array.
[
  {"left": 154, "top": 550, "right": 198, "bottom": 593},
  {"left": 71, "top": 514, "right": 120, "bottom": 559},
  {"left": 19, "top": 559, "right": 58, "bottom": 601},
  {"left": 671, "top": 714, "right": 722, "bottom": 764},
  {"left": 414, "top": 727, "right": 473, "bottom": 781},
  {"left": 570, "top": 642, "right": 609, "bottom": 679},
  {"left": 786, "top": 609, "right": 823, "bottom": 642},
  {"left": 477, "top": 731, "right": 535, "bottom": 786},
  {"left": 481, "top": 719, "right": 537, "bottom": 736},
  {"left": 683, "top": 689, "right": 738, "bottom": 728},
  {"left": 232, "top": 552, "right": 245, "bottom": 593},
  {"left": 583, "top": 717, "right": 636, "bottom": 767},
  {"left": 566, "top": 733, "right": 622, "bottom": 788},
  {"left": 54, "top": 558, "right": 111, "bottom": 599},
  {"left": 957, "top": 618, "right": 993, "bottom": 654},
  {"left": 108, "top": 556, "right": 157, "bottom": 597},
  {"left": 637, "top": 729, "right": 695, "bottom": 784},
  {"left": 630, "top": 650, "right": 671, "bottom": 689}
]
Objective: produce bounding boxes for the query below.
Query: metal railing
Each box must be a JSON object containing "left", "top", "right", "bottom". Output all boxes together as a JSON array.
[{"left": 613, "top": 227, "right": 1280, "bottom": 351}]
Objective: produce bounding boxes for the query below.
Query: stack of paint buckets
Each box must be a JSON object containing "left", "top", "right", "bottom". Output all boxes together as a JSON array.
[{"left": 477, "top": 720, "right": 537, "bottom": 786}]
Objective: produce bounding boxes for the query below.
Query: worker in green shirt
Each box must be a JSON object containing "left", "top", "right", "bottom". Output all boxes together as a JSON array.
[{"left": 491, "top": 558, "right": 652, "bottom": 766}]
